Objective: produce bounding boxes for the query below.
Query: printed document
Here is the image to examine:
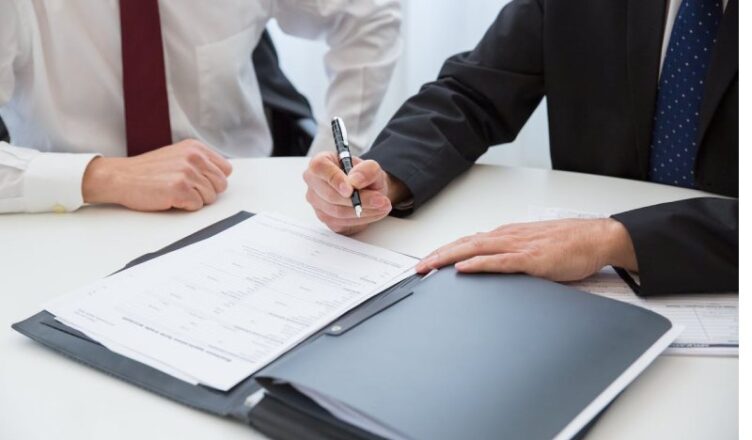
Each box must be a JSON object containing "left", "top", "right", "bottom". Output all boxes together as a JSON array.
[
  {"left": 567, "top": 268, "right": 738, "bottom": 355},
  {"left": 46, "top": 213, "right": 418, "bottom": 390},
  {"left": 528, "top": 205, "right": 739, "bottom": 356}
]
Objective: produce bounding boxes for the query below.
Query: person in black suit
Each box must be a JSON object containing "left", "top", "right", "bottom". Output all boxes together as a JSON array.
[{"left": 302, "top": 0, "right": 738, "bottom": 295}]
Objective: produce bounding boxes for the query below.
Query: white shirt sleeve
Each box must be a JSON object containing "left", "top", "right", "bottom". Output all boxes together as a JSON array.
[
  {"left": 0, "top": 0, "right": 98, "bottom": 214},
  {"left": 272, "top": 0, "right": 402, "bottom": 157},
  {"left": 0, "top": 144, "right": 99, "bottom": 213}
]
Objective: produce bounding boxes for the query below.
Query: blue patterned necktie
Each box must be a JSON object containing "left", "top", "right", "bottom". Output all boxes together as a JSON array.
[{"left": 648, "top": 0, "right": 723, "bottom": 187}]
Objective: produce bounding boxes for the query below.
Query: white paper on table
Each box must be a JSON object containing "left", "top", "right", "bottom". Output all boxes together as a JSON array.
[
  {"left": 528, "top": 205, "right": 739, "bottom": 356},
  {"left": 46, "top": 213, "right": 418, "bottom": 390}
]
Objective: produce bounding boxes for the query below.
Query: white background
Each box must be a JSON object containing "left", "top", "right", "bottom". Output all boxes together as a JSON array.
[{"left": 268, "top": 0, "right": 552, "bottom": 168}]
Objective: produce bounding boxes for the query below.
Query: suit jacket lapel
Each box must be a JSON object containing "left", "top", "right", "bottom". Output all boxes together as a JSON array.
[
  {"left": 626, "top": 0, "right": 666, "bottom": 179},
  {"left": 697, "top": 0, "right": 738, "bottom": 146}
]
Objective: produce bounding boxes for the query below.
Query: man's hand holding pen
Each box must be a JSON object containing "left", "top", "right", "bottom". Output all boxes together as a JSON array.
[{"left": 303, "top": 152, "right": 397, "bottom": 235}]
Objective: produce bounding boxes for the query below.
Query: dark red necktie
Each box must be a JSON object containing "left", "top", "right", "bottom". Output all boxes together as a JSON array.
[{"left": 119, "top": 0, "right": 172, "bottom": 156}]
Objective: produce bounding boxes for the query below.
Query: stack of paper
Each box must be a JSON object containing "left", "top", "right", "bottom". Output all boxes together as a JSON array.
[
  {"left": 528, "top": 205, "right": 739, "bottom": 356},
  {"left": 46, "top": 213, "right": 418, "bottom": 390}
]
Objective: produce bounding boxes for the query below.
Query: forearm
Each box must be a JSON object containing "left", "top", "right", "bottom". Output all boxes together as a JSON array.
[{"left": 365, "top": 1, "right": 546, "bottom": 210}]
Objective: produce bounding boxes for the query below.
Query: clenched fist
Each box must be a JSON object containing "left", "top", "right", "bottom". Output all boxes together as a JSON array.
[{"left": 82, "top": 140, "right": 233, "bottom": 211}]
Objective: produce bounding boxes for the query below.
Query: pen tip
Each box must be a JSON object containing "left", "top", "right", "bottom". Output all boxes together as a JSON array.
[{"left": 355, "top": 206, "right": 362, "bottom": 218}]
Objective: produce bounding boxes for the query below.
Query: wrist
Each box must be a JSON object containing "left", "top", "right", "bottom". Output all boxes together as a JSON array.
[
  {"left": 82, "top": 157, "right": 120, "bottom": 204},
  {"left": 600, "top": 218, "right": 638, "bottom": 271},
  {"left": 385, "top": 173, "right": 410, "bottom": 205}
]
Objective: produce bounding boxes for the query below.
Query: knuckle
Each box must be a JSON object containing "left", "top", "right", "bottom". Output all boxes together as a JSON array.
[
  {"left": 360, "top": 159, "right": 379, "bottom": 173},
  {"left": 457, "top": 236, "right": 472, "bottom": 244},
  {"left": 470, "top": 237, "right": 484, "bottom": 251},
  {"left": 185, "top": 150, "right": 204, "bottom": 164},
  {"left": 305, "top": 189, "right": 316, "bottom": 205},
  {"left": 180, "top": 139, "right": 201, "bottom": 152},
  {"left": 170, "top": 178, "right": 190, "bottom": 193},
  {"left": 179, "top": 166, "right": 194, "bottom": 179},
  {"left": 186, "top": 139, "right": 204, "bottom": 149},
  {"left": 310, "top": 154, "right": 329, "bottom": 174}
]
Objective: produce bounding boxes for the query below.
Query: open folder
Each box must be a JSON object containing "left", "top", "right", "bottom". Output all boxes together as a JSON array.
[{"left": 13, "top": 211, "right": 679, "bottom": 439}]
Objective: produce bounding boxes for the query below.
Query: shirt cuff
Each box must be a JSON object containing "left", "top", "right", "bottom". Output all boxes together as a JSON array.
[{"left": 24, "top": 152, "right": 99, "bottom": 213}]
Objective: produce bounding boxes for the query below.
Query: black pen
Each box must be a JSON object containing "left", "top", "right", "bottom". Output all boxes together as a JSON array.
[{"left": 331, "top": 117, "right": 362, "bottom": 218}]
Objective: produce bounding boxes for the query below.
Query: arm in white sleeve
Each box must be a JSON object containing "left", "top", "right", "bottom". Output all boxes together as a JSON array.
[
  {"left": 0, "top": 145, "right": 99, "bottom": 213},
  {"left": 0, "top": 0, "right": 98, "bottom": 214},
  {"left": 273, "top": 0, "right": 402, "bottom": 156}
]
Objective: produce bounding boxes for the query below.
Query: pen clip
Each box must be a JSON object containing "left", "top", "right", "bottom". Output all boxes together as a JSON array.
[{"left": 331, "top": 117, "right": 349, "bottom": 148}]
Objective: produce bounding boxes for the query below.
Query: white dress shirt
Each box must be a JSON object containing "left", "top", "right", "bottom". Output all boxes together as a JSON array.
[{"left": 0, "top": 0, "right": 401, "bottom": 213}]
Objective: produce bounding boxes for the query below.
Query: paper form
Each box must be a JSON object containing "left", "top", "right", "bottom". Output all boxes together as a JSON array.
[
  {"left": 528, "top": 205, "right": 739, "bottom": 356},
  {"left": 46, "top": 213, "right": 418, "bottom": 390},
  {"left": 566, "top": 268, "right": 738, "bottom": 355}
]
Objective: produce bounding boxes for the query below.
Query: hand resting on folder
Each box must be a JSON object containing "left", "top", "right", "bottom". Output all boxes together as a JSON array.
[
  {"left": 415, "top": 218, "right": 638, "bottom": 282},
  {"left": 303, "top": 152, "right": 638, "bottom": 283}
]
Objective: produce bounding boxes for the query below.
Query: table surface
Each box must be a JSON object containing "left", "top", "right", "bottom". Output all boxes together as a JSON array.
[{"left": 0, "top": 158, "right": 738, "bottom": 439}]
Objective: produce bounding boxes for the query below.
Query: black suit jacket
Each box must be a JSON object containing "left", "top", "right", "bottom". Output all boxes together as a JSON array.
[{"left": 364, "top": 0, "right": 738, "bottom": 295}]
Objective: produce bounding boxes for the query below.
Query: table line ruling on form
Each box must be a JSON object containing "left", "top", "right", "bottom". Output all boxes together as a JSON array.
[
  {"left": 528, "top": 205, "right": 739, "bottom": 356},
  {"left": 46, "top": 213, "right": 418, "bottom": 390}
]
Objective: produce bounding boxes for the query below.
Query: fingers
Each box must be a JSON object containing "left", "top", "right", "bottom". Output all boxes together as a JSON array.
[
  {"left": 307, "top": 152, "right": 352, "bottom": 197},
  {"left": 194, "top": 142, "right": 233, "bottom": 176},
  {"left": 195, "top": 156, "right": 229, "bottom": 193},
  {"left": 191, "top": 172, "right": 218, "bottom": 205},
  {"left": 306, "top": 174, "right": 389, "bottom": 209},
  {"left": 306, "top": 188, "right": 391, "bottom": 223},
  {"left": 173, "top": 187, "right": 204, "bottom": 211},
  {"left": 312, "top": 208, "right": 385, "bottom": 235},
  {"left": 455, "top": 253, "right": 527, "bottom": 273},
  {"left": 348, "top": 160, "right": 386, "bottom": 191},
  {"left": 170, "top": 166, "right": 216, "bottom": 210},
  {"left": 416, "top": 234, "right": 516, "bottom": 273},
  {"left": 180, "top": 141, "right": 228, "bottom": 205},
  {"left": 304, "top": 173, "right": 353, "bottom": 207},
  {"left": 303, "top": 153, "right": 391, "bottom": 234}
]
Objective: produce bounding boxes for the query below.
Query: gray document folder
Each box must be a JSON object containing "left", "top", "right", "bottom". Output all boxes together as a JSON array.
[
  {"left": 252, "top": 268, "right": 673, "bottom": 440},
  {"left": 12, "top": 211, "right": 674, "bottom": 440}
]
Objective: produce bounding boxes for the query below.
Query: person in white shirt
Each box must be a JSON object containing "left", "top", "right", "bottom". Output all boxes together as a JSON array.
[{"left": 0, "top": 0, "right": 401, "bottom": 213}]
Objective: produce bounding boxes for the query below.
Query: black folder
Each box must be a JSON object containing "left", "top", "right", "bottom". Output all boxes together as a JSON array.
[{"left": 13, "top": 211, "right": 675, "bottom": 439}]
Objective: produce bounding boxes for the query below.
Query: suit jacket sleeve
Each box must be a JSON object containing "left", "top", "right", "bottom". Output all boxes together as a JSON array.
[
  {"left": 612, "top": 197, "right": 738, "bottom": 295},
  {"left": 363, "top": 0, "right": 545, "bottom": 209}
]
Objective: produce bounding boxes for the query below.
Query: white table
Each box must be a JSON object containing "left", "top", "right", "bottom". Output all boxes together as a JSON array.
[{"left": 0, "top": 158, "right": 738, "bottom": 439}]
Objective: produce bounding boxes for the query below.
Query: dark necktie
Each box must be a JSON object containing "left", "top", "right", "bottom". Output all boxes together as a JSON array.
[
  {"left": 648, "top": 0, "right": 723, "bottom": 187},
  {"left": 119, "top": 0, "right": 172, "bottom": 156}
]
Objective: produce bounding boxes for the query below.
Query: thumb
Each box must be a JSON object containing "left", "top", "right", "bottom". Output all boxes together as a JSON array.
[{"left": 347, "top": 160, "right": 384, "bottom": 190}]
